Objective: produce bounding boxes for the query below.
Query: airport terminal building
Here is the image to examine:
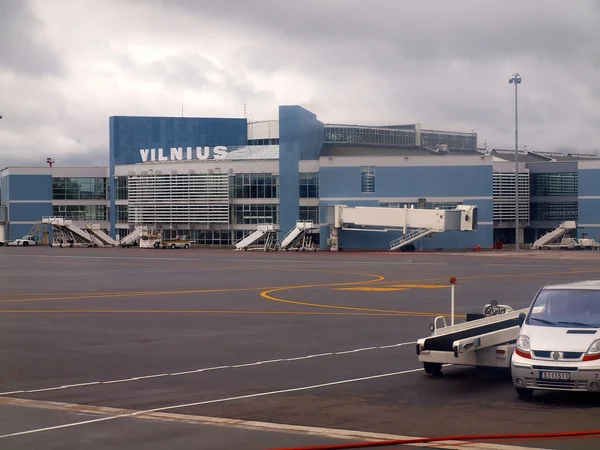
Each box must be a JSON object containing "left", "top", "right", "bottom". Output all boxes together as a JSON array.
[{"left": 2, "top": 105, "right": 600, "bottom": 250}]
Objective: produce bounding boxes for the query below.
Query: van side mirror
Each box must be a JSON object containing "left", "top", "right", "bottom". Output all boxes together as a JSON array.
[{"left": 518, "top": 312, "right": 526, "bottom": 327}]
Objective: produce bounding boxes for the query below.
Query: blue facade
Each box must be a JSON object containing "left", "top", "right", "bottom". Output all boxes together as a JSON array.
[
  {"left": 278, "top": 106, "right": 324, "bottom": 236},
  {"left": 109, "top": 116, "right": 248, "bottom": 236},
  {"left": 577, "top": 166, "right": 600, "bottom": 240},
  {"left": 5, "top": 175, "right": 52, "bottom": 201},
  {"left": 318, "top": 164, "right": 493, "bottom": 250},
  {"left": 319, "top": 165, "right": 492, "bottom": 198}
]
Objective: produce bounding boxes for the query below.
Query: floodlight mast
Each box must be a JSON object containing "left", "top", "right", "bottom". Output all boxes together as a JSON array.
[{"left": 509, "top": 73, "right": 522, "bottom": 250}]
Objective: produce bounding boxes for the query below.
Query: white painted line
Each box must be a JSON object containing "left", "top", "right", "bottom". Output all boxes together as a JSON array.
[
  {"left": 0, "top": 368, "right": 426, "bottom": 440},
  {"left": 0, "top": 397, "right": 540, "bottom": 449},
  {"left": 0, "top": 342, "right": 415, "bottom": 397}
]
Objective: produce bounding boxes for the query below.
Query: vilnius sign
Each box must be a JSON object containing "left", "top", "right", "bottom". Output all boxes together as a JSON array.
[{"left": 140, "top": 146, "right": 228, "bottom": 163}]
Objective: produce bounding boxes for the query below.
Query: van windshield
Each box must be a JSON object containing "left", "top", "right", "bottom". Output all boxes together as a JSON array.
[{"left": 526, "top": 288, "right": 600, "bottom": 328}]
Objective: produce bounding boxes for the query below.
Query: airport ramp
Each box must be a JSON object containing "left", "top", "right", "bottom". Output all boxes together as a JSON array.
[{"left": 389, "top": 228, "right": 434, "bottom": 251}]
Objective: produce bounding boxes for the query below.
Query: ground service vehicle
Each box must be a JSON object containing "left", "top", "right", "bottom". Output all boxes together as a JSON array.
[
  {"left": 511, "top": 280, "right": 600, "bottom": 398},
  {"left": 7, "top": 235, "right": 37, "bottom": 246}
]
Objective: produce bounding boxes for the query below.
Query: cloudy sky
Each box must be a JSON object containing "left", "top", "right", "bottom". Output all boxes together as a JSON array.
[{"left": 1, "top": 0, "right": 600, "bottom": 167}]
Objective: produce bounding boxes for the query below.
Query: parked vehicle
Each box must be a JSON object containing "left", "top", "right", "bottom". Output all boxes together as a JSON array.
[{"left": 511, "top": 280, "right": 600, "bottom": 398}]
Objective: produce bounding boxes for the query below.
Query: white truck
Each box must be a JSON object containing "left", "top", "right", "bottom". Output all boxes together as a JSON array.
[{"left": 7, "top": 235, "right": 38, "bottom": 246}]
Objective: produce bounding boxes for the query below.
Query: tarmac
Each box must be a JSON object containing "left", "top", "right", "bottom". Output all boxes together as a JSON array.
[{"left": 1, "top": 246, "right": 600, "bottom": 449}]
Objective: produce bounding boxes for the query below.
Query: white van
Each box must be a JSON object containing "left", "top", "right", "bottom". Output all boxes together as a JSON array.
[{"left": 511, "top": 280, "right": 600, "bottom": 399}]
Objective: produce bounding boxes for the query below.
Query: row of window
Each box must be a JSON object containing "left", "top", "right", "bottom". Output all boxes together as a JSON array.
[
  {"left": 52, "top": 178, "right": 107, "bottom": 200},
  {"left": 530, "top": 201, "right": 578, "bottom": 221},
  {"left": 114, "top": 204, "right": 320, "bottom": 226},
  {"left": 52, "top": 205, "right": 108, "bottom": 221},
  {"left": 530, "top": 173, "right": 578, "bottom": 197}
]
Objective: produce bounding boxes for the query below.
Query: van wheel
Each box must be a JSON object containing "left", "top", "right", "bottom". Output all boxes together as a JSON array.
[
  {"left": 423, "top": 362, "right": 442, "bottom": 376},
  {"left": 184, "top": 244, "right": 189, "bottom": 249},
  {"left": 516, "top": 388, "right": 534, "bottom": 399}
]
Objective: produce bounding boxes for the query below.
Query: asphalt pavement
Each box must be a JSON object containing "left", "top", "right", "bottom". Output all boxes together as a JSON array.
[{"left": 1, "top": 246, "right": 600, "bottom": 449}]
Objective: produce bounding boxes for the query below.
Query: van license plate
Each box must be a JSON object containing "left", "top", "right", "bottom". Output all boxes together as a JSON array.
[{"left": 540, "top": 372, "right": 570, "bottom": 380}]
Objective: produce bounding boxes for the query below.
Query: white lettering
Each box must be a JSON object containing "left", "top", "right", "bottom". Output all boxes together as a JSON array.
[
  {"left": 140, "top": 146, "right": 230, "bottom": 163},
  {"left": 170, "top": 147, "right": 183, "bottom": 161},
  {"left": 196, "top": 146, "right": 210, "bottom": 160},
  {"left": 213, "top": 146, "right": 227, "bottom": 160}
]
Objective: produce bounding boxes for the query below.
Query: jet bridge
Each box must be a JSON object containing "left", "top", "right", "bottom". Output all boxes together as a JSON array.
[{"left": 330, "top": 204, "right": 478, "bottom": 251}]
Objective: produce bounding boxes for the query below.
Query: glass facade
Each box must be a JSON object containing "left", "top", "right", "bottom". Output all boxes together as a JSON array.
[
  {"left": 380, "top": 202, "right": 460, "bottom": 209},
  {"left": 116, "top": 205, "right": 128, "bottom": 223},
  {"left": 531, "top": 202, "right": 578, "bottom": 221},
  {"left": 115, "top": 177, "right": 128, "bottom": 200},
  {"left": 361, "top": 166, "right": 375, "bottom": 193},
  {"left": 530, "top": 172, "right": 578, "bottom": 197},
  {"left": 299, "top": 173, "right": 319, "bottom": 198},
  {"left": 52, "top": 205, "right": 108, "bottom": 221},
  {"left": 324, "top": 126, "right": 415, "bottom": 147},
  {"left": 229, "top": 174, "right": 279, "bottom": 199},
  {"left": 52, "top": 177, "right": 107, "bottom": 200},
  {"left": 420, "top": 131, "right": 477, "bottom": 152},
  {"left": 230, "top": 204, "right": 279, "bottom": 224},
  {"left": 299, "top": 206, "right": 319, "bottom": 224}
]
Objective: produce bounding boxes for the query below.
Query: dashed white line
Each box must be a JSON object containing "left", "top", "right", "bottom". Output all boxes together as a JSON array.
[
  {"left": 0, "top": 367, "right": 426, "bottom": 440},
  {"left": 0, "top": 341, "right": 415, "bottom": 397}
]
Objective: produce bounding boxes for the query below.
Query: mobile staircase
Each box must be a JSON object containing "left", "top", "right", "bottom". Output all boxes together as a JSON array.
[
  {"left": 86, "top": 223, "right": 120, "bottom": 247},
  {"left": 279, "top": 221, "right": 316, "bottom": 251},
  {"left": 389, "top": 228, "right": 434, "bottom": 252},
  {"left": 235, "top": 224, "right": 277, "bottom": 251},
  {"left": 43, "top": 217, "right": 95, "bottom": 247},
  {"left": 118, "top": 226, "right": 148, "bottom": 247},
  {"left": 416, "top": 299, "right": 528, "bottom": 376},
  {"left": 531, "top": 220, "right": 577, "bottom": 250}
]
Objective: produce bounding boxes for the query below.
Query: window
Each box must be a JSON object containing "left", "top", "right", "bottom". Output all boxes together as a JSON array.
[
  {"left": 230, "top": 204, "right": 279, "bottom": 225},
  {"left": 530, "top": 202, "right": 578, "bottom": 221},
  {"left": 530, "top": 173, "right": 578, "bottom": 197},
  {"left": 115, "top": 177, "right": 128, "bottom": 200},
  {"left": 52, "top": 205, "right": 107, "bottom": 221},
  {"left": 299, "top": 173, "right": 319, "bottom": 198},
  {"left": 230, "top": 174, "right": 279, "bottom": 199},
  {"left": 116, "top": 205, "right": 128, "bottom": 223},
  {"left": 299, "top": 206, "right": 319, "bottom": 224},
  {"left": 52, "top": 177, "right": 107, "bottom": 200},
  {"left": 361, "top": 167, "right": 375, "bottom": 193}
]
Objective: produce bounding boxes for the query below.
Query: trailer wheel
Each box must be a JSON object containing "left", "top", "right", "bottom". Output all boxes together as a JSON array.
[
  {"left": 423, "top": 362, "right": 442, "bottom": 376},
  {"left": 516, "top": 387, "right": 534, "bottom": 400}
]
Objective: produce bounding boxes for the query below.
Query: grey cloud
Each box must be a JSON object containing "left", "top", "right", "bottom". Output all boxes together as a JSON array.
[{"left": 0, "top": 0, "right": 65, "bottom": 76}]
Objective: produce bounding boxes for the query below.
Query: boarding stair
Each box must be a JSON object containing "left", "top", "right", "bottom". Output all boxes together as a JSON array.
[
  {"left": 42, "top": 217, "right": 95, "bottom": 247},
  {"left": 86, "top": 224, "right": 120, "bottom": 247},
  {"left": 279, "top": 221, "right": 314, "bottom": 251},
  {"left": 117, "top": 226, "right": 148, "bottom": 247},
  {"left": 235, "top": 224, "right": 277, "bottom": 251},
  {"left": 389, "top": 228, "right": 434, "bottom": 252},
  {"left": 531, "top": 221, "right": 577, "bottom": 249}
]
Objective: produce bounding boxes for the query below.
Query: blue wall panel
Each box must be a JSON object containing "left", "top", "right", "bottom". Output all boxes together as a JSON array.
[
  {"left": 9, "top": 202, "right": 52, "bottom": 222},
  {"left": 578, "top": 168, "right": 600, "bottom": 196},
  {"left": 319, "top": 165, "right": 492, "bottom": 198},
  {"left": 278, "top": 106, "right": 324, "bottom": 236},
  {"left": 7, "top": 175, "right": 52, "bottom": 201},
  {"left": 578, "top": 199, "right": 600, "bottom": 225},
  {"left": 335, "top": 225, "right": 493, "bottom": 251},
  {"left": 109, "top": 116, "right": 248, "bottom": 237}
]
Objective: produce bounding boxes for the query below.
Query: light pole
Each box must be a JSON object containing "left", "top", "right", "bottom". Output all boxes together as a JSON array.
[{"left": 509, "top": 73, "right": 521, "bottom": 250}]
